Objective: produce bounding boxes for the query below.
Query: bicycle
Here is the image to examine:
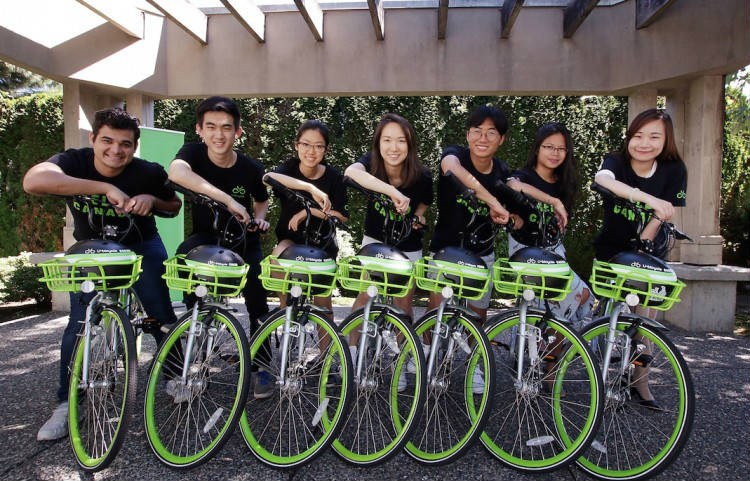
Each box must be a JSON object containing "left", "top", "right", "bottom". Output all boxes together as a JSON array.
[
  {"left": 238, "top": 176, "right": 353, "bottom": 469},
  {"left": 331, "top": 176, "right": 426, "bottom": 466},
  {"left": 404, "top": 172, "right": 497, "bottom": 465},
  {"left": 478, "top": 183, "right": 604, "bottom": 472},
  {"left": 575, "top": 182, "right": 695, "bottom": 480},
  {"left": 143, "top": 182, "right": 251, "bottom": 469},
  {"left": 38, "top": 194, "right": 168, "bottom": 471}
]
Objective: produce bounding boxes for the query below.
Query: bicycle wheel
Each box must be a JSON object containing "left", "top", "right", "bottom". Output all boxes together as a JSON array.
[
  {"left": 332, "top": 307, "right": 426, "bottom": 465},
  {"left": 144, "top": 308, "right": 250, "bottom": 469},
  {"left": 68, "top": 305, "right": 136, "bottom": 472},
  {"left": 239, "top": 308, "right": 352, "bottom": 469},
  {"left": 404, "top": 307, "right": 495, "bottom": 465},
  {"left": 481, "top": 309, "right": 603, "bottom": 472},
  {"left": 577, "top": 317, "right": 694, "bottom": 480}
]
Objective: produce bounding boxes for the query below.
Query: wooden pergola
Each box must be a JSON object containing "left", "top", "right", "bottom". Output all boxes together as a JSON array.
[{"left": 2, "top": 0, "right": 749, "bottom": 330}]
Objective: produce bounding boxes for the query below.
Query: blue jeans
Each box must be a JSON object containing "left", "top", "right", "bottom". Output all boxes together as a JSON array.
[{"left": 57, "top": 234, "right": 176, "bottom": 402}]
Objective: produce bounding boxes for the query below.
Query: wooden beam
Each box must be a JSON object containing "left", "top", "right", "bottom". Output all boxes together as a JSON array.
[
  {"left": 75, "top": 0, "right": 144, "bottom": 39},
  {"left": 563, "top": 0, "right": 598, "bottom": 38},
  {"left": 146, "top": 0, "right": 208, "bottom": 45},
  {"left": 437, "top": 0, "right": 448, "bottom": 40},
  {"left": 636, "top": 0, "right": 678, "bottom": 29},
  {"left": 367, "top": 0, "right": 385, "bottom": 41},
  {"left": 219, "top": 0, "right": 265, "bottom": 42},
  {"left": 294, "top": 0, "right": 324, "bottom": 41},
  {"left": 500, "top": 0, "right": 525, "bottom": 39}
]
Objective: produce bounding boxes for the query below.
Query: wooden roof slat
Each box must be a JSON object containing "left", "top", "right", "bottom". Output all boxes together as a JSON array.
[
  {"left": 501, "top": 0, "right": 525, "bottom": 39},
  {"left": 146, "top": 0, "right": 208, "bottom": 45},
  {"left": 294, "top": 0, "right": 324, "bottom": 41},
  {"left": 437, "top": 0, "right": 449, "bottom": 40},
  {"left": 367, "top": 0, "right": 385, "bottom": 41},
  {"left": 636, "top": 0, "right": 678, "bottom": 29},
  {"left": 75, "top": 0, "right": 144, "bottom": 39},
  {"left": 219, "top": 0, "right": 265, "bottom": 42},
  {"left": 563, "top": 0, "right": 599, "bottom": 38}
]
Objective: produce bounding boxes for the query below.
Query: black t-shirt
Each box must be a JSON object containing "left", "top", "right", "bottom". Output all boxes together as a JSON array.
[
  {"left": 272, "top": 160, "right": 348, "bottom": 253},
  {"left": 508, "top": 167, "right": 562, "bottom": 245},
  {"left": 176, "top": 142, "right": 268, "bottom": 244},
  {"left": 430, "top": 145, "right": 511, "bottom": 256},
  {"left": 48, "top": 148, "right": 174, "bottom": 246},
  {"left": 593, "top": 153, "right": 687, "bottom": 260},
  {"left": 356, "top": 153, "right": 434, "bottom": 252}
]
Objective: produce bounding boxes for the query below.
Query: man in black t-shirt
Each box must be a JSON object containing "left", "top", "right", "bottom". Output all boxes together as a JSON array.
[
  {"left": 168, "top": 97, "right": 273, "bottom": 399},
  {"left": 24, "top": 108, "right": 181, "bottom": 441}
]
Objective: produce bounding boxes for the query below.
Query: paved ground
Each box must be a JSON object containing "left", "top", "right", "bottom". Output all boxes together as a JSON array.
[{"left": 1, "top": 302, "right": 749, "bottom": 481}]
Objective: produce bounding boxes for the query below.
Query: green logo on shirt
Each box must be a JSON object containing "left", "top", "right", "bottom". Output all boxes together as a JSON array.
[
  {"left": 231, "top": 186, "right": 246, "bottom": 197},
  {"left": 676, "top": 190, "right": 686, "bottom": 200},
  {"left": 72, "top": 194, "right": 124, "bottom": 218}
]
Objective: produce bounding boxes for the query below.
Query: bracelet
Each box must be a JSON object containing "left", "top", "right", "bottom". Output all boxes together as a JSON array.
[{"left": 629, "top": 187, "right": 639, "bottom": 203}]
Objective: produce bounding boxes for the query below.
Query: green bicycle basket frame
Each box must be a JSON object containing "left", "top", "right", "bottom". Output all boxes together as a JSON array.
[
  {"left": 259, "top": 255, "right": 337, "bottom": 298},
  {"left": 493, "top": 257, "right": 573, "bottom": 301},
  {"left": 39, "top": 252, "right": 142, "bottom": 292},
  {"left": 589, "top": 259, "right": 685, "bottom": 311},
  {"left": 337, "top": 255, "right": 414, "bottom": 298},
  {"left": 414, "top": 256, "right": 490, "bottom": 300},
  {"left": 164, "top": 254, "right": 249, "bottom": 298}
]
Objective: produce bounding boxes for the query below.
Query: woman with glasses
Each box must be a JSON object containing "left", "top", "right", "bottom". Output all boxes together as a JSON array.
[
  {"left": 344, "top": 112, "right": 433, "bottom": 320},
  {"left": 264, "top": 119, "right": 349, "bottom": 312},
  {"left": 506, "top": 122, "right": 594, "bottom": 326}
]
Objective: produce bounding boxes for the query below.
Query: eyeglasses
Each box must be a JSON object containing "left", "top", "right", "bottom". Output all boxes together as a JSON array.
[
  {"left": 468, "top": 128, "right": 501, "bottom": 141},
  {"left": 297, "top": 141, "right": 326, "bottom": 153},
  {"left": 540, "top": 144, "right": 568, "bottom": 154}
]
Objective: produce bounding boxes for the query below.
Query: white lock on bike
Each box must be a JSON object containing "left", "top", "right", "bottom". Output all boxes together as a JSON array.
[
  {"left": 366, "top": 285, "right": 379, "bottom": 299},
  {"left": 522, "top": 288, "right": 536, "bottom": 302},
  {"left": 290, "top": 285, "right": 303, "bottom": 299},
  {"left": 195, "top": 284, "right": 208, "bottom": 298},
  {"left": 81, "top": 280, "right": 96, "bottom": 294},
  {"left": 625, "top": 293, "right": 640, "bottom": 307},
  {"left": 441, "top": 286, "right": 454, "bottom": 300}
]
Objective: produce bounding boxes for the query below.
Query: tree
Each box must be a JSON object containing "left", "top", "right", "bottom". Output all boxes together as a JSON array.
[{"left": 0, "top": 61, "right": 59, "bottom": 97}]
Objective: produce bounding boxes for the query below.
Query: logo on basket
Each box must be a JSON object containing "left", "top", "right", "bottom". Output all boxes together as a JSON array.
[
  {"left": 376, "top": 253, "right": 385, "bottom": 258},
  {"left": 296, "top": 256, "right": 305, "bottom": 261}
]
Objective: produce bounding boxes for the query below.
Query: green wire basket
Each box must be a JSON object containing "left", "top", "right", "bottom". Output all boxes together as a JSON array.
[
  {"left": 164, "top": 255, "right": 249, "bottom": 298},
  {"left": 414, "top": 256, "right": 490, "bottom": 300},
  {"left": 590, "top": 259, "right": 684, "bottom": 311},
  {"left": 337, "top": 255, "right": 414, "bottom": 298},
  {"left": 493, "top": 257, "right": 573, "bottom": 301},
  {"left": 260, "top": 255, "right": 338, "bottom": 298},
  {"left": 39, "top": 252, "right": 142, "bottom": 292}
]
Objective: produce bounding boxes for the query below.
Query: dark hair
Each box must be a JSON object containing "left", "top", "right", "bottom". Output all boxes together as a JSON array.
[
  {"left": 524, "top": 122, "right": 578, "bottom": 210},
  {"left": 92, "top": 108, "right": 140, "bottom": 142},
  {"left": 370, "top": 113, "right": 426, "bottom": 188},
  {"left": 287, "top": 119, "right": 331, "bottom": 168},
  {"left": 621, "top": 108, "right": 683, "bottom": 164},
  {"left": 195, "top": 96, "right": 241, "bottom": 129},
  {"left": 466, "top": 105, "right": 509, "bottom": 135}
]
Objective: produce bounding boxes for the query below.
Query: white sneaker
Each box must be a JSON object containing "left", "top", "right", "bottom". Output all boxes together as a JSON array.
[
  {"left": 166, "top": 378, "right": 191, "bottom": 404},
  {"left": 407, "top": 343, "right": 429, "bottom": 374},
  {"left": 471, "top": 368, "right": 485, "bottom": 395},
  {"left": 397, "top": 369, "right": 408, "bottom": 392},
  {"left": 37, "top": 402, "right": 69, "bottom": 441}
]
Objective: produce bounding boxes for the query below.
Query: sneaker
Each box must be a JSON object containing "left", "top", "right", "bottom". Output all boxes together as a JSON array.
[
  {"left": 407, "top": 343, "right": 429, "bottom": 374},
  {"left": 166, "top": 378, "right": 191, "bottom": 404},
  {"left": 397, "top": 369, "right": 408, "bottom": 392},
  {"left": 254, "top": 370, "right": 275, "bottom": 400},
  {"left": 471, "top": 367, "right": 485, "bottom": 395},
  {"left": 37, "top": 402, "right": 69, "bottom": 441}
]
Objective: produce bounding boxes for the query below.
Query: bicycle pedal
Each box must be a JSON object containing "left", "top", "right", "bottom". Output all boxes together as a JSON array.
[{"left": 631, "top": 353, "right": 653, "bottom": 367}]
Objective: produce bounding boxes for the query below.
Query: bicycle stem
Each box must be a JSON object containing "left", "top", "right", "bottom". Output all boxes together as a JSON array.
[
  {"left": 80, "top": 292, "right": 105, "bottom": 385},
  {"left": 601, "top": 302, "right": 629, "bottom": 384},
  {"left": 182, "top": 302, "right": 201, "bottom": 381}
]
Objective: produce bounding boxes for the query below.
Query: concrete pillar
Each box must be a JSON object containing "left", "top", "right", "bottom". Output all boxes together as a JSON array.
[
  {"left": 125, "top": 93, "right": 154, "bottom": 127},
  {"left": 627, "top": 89, "right": 658, "bottom": 124},
  {"left": 679, "top": 75, "right": 724, "bottom": 265},
  {"left": 664, "top": 87, "right": 688, "bottom": 261}
]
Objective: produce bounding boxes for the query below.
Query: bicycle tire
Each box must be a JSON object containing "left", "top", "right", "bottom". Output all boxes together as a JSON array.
[
  {"left": 481, "top": 309, "right": 603, "bottom": 472},
  {"left": 332, "top": 307, "right": 426, "bottom": 465},
  {"left": 144, "top": 308, "right": 250, "bottom": 469},
  {"left": 68, "top": 305, "right": 136, "bottom": 472},
  {"left": 239, "top": 308, "right": 352, "bottom": 469},
  {"left": 404, "top": 307, "right": 495, "bottom": 465},
  {"left": 576, "top": 317, "right": 694, "bottom": 480}
]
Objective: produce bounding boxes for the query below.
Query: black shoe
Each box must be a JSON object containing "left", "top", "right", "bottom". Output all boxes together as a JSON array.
[{"left": 629, "top": 387, "right": 664, "bottom": 411}]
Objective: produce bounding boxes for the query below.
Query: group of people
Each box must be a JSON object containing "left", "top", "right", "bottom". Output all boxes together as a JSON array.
[{"left": 24, "top": 97, "right": 686, "bottom": 441}]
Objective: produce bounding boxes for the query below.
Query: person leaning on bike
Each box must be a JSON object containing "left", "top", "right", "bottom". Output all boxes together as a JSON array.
[
  {"left": 23, "top": 107, "right": 182, "bottom": 441},
  {"left": 166, "top": 96, "right": 272, "bottom": 398}
]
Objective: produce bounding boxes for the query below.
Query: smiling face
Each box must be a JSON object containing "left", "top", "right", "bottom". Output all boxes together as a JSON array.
[
  {"left": 535, "top": 132, "right": 567, "bottom": 179},
  {"left": 196, "top": 111, "right": 242, "bottom": 157},
  {"left": 378, "top": 121, "right": 409, "bottom": 169},
  {"left": 466, "top": 118, "right": 504, "bottom": 162},
  {"left": 627, "top": 119, "right": 666, "bottom": 167},
  {"left": 295, "top": 128, "right": 327, "bottom": 172},
  {"left": 89, "top": 126, "right": 136, "bottom": 177}
]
